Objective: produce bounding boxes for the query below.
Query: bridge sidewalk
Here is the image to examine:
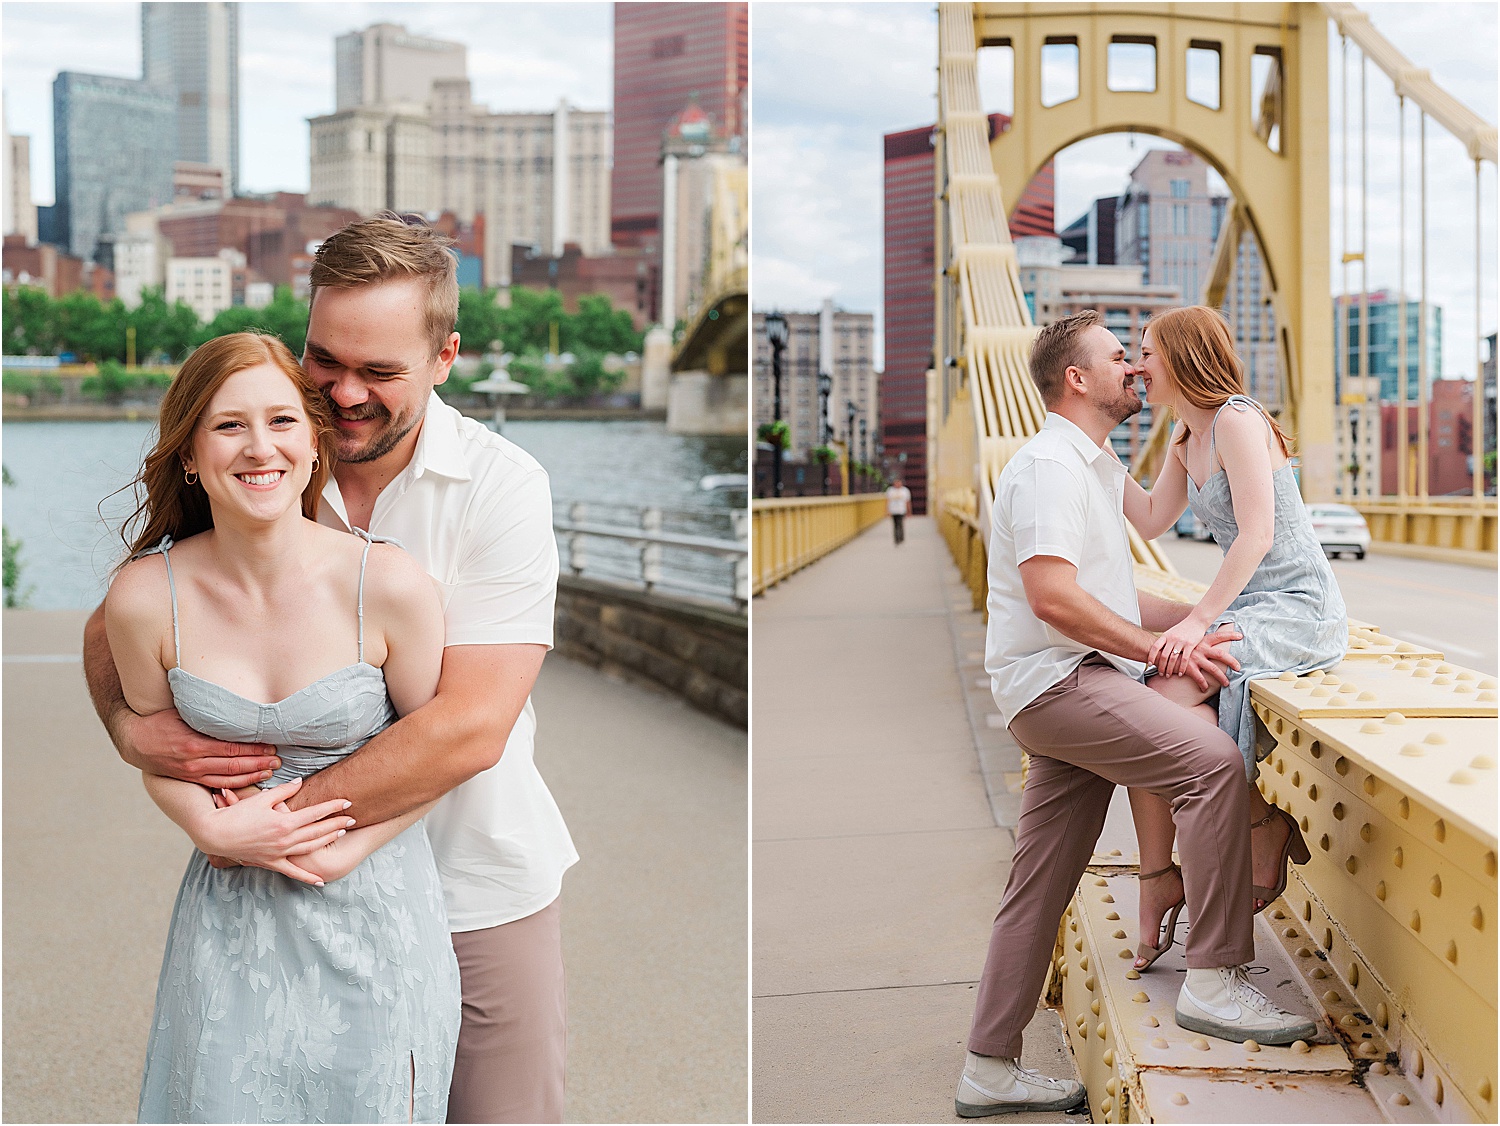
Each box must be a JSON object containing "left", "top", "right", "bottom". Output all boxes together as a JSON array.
[
  {"left": 752, "top": 515, "right": 1080, "bottom": 1123},
  {"left": 2, "top": 610, "right": 746, "bottom": 1124}
]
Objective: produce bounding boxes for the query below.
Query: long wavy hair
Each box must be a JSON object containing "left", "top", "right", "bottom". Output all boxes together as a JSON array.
[
  {"left": 120, "top": 333, "right": 338, "bottom": 562},
  {"left": 1149, "top": 305, "right": 1291, "bottom": 456}
]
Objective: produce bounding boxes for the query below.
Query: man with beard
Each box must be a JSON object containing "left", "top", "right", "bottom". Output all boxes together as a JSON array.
[
  {"left": 952, "top": 310, "right": 1315, "bottom": 1117},
  {"left": 84, "top": 215, "right": 575, "bottom": 1123}
]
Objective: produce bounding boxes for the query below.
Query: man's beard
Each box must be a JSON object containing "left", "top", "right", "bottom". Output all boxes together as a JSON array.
[
  {"left": 1103, "top": 379, "right": 1143, "bottom": 425},
  {"left": 324, "top": 395, "right": 425, "bottom": 464}
]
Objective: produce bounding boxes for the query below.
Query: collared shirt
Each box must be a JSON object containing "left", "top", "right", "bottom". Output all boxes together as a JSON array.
[
  {"left": 984, "top": 412, "right": 1145, "bottom": 727},
  {"left": 886, "top": 485, "right": 912, "bottom": 516},
  {"left": 319, "top": 393, "right": 578, "bottom": 931}
]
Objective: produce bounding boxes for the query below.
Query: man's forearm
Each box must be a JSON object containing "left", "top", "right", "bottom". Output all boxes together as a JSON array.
[
  {"left": 1039, "top": 586, "right": 1157, "bottom": 665},
  {"left": 83, "top": 602, "right": 134, "bottom": 759},
  {"left": 288, "top": 693, "right": 502, "bottom": 824},
  {"left": 1138, "top": 592, "right": 1196, "bottom": 634}
]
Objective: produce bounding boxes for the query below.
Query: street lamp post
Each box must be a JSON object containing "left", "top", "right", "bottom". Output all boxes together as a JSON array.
[
  {"left": 765, "top": 312, "right": 789, "bottom": 499},
  {"left": 859, "top": 418, "right": 868, "bottom": 477},
  {"left": 846, "top": 399, "right": 858, "bottom": 494},
  {"left": 817, "top": 371, "right": 832, "bottom": 495}
]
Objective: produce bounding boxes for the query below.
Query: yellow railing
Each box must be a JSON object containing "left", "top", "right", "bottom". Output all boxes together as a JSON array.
[
  {"left": 1354, "top": 498, "right": 1498, "bottom": 558},
  {"left": 751, "top": 495, "right": 887, "bottom": 595},
  {"left": 936, "top": 493, "right": 987, "bottom": 612}
]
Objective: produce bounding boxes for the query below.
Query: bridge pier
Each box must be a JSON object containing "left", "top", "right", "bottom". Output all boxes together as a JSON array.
[{"left": 666, "top": 368, "right": 749, "bottom": 435}]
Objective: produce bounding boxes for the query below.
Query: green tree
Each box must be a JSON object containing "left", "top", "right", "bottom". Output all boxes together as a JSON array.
[
  {"left": 2, "top": 466, "right": 27, "bottom": 608},
  {"left": 3, "top": 286, "right": 58, "bottom": 354},
  {"left": 499, "top": 287, "right": 569, "bottom": 355},
  {"left": 53, "top": 290, "right": 130, "bottom": 361},
  {"left": 570, "top": 294, "right": 643, "bottom": 354},
  {"left": 129, "top": 287, "right": 201, "bottom": 362},
  {"left": 457, "top": 288, "right": 507, "bottom": 354},
  {"left": 196, "top": 286, "right": 310, "bottom": 355}
]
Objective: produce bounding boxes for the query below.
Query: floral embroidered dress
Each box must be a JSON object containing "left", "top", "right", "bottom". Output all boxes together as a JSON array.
[
  {"left": 1186, "top": 396, "right": 1348, "bottom": 778},
  {"left": 136, "top": 533, "right": 461, "bottom": 1124}
]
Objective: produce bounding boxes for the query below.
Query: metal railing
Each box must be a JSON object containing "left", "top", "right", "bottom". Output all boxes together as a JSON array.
[
  {"left": 1353, "top": 497, "right": 1498, "bottom": 556},
  {"left": 752, "top": 494, "right": 888, "bottom": 595},
  {"left": 554, "top": 501, "right": 748, "bottom": 611}
]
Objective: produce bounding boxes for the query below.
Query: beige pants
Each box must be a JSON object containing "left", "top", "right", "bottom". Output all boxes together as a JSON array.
[
  {"left": 447, "top": 899, "right": 566, "bottom": 1124},
  {"left": 967, "top": 657, "right": 1254, "bottom": 1058}
]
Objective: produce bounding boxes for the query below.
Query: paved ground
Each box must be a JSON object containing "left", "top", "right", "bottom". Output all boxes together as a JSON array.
[
  {"left": 2, "top": 610, "right": 746, "bottom": 1124},
  {"left": 752, "top": 517, "right": 1080, "bottom": 1124},
  {"left": 1159, "top": 536, "right": 1497, "bottom": 674}
]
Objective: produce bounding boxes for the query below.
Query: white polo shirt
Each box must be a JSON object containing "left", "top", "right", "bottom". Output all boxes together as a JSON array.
[
  {"left": 319, "top": 393, "right": 578, "bottom": 931},
  {"left": 886, "top": 485, "right": 912, "bottom": 516},
  {"left": 985, "top": 412, "right": 1145, "bottom": 727}
]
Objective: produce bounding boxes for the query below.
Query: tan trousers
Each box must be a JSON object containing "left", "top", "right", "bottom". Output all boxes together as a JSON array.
[
  {"left": 447, "top": 899, "right": 566, "bottom": 1124},
  {"left": 967, "top": 657, "right": 1254, "bottom": 1058}
]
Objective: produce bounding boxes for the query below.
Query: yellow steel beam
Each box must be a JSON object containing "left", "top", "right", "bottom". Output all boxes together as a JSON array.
[{"left": 750, "top": 495, "right": 887, "bottom": 595}]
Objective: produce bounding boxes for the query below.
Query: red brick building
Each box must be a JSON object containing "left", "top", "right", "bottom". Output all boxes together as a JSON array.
[
  {"left": 610, "top": 2, "right": 747, "bottom": 258},
  {"left": 881, "top": 114, "right": 1053, "bottom": 514},
  {"left": 2, "top": 234, "right": 86, "bottom": 297},
  {"left": 1381, "top": 380, "right": 1477, "bottom": 496},
  {"left": 160, "top": 194, "right": 360, "bottom": 290},
  {"left": 511, "top": 243, "right": 656, "bottom": 329}
]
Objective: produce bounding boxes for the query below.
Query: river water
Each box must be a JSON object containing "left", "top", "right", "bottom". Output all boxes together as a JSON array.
[{"left": 2, "top": 418, "right": 747, "bottom": 610}]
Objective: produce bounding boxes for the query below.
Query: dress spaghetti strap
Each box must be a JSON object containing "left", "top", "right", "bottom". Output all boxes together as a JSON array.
[
  {"left": 133, "top": 536, "right": 181, "bottom": 669},
  {"left": 1207, "top": 394, "right": 1275, "bottom": 473},
  {"left": 353, "top": 527, "right": 375, "bottom": 664}
]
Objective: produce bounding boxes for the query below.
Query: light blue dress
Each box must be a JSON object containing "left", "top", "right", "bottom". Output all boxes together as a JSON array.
[
  {"left": 1185, "top": 395, "right": 1348, "bottom": 778},
  {"left": 135, "top": 532, "right": 461, "bottom": 1124}
]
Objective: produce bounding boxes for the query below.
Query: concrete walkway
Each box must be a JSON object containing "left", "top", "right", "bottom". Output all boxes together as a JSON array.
[
  {"left": 2, "top": 610, "right": 746, "bottom": 1124},
  {"left": 752, "top": 517, "right": 1078, "bottom": 1124}
]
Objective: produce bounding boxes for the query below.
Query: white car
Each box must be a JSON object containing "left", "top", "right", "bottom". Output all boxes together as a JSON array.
[{"left": 1307, "top": 503, "right": 1371, "bottom": 559}]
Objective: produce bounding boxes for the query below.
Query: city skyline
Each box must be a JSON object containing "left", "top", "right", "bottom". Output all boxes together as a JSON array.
[
  {"left": 2, "top": 2, "right": 612, "bottom": 204},
  {"left": 752, "top": 2, "right": 1497, "bottom": 384}
]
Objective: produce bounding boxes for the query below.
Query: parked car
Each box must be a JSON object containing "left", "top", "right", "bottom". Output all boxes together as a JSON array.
[
  {"left": 1307, "top": 503, "right": 1371, "bottom": 559},
  {"left": 1174, "top": 509, "right": 1213, "bottom": 541}
]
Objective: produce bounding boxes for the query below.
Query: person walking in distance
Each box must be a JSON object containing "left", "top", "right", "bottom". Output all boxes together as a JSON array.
[
  {"left": 885, "top": 477, "right": 913, "bottom": 545},
  {"left": 954, "top": 310, "right": 1317, "bottom": 1118}
]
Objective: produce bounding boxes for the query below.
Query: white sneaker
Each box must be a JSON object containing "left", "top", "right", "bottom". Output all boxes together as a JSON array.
[
  {"left": 954, "top": 1052, "right": 1086, "bottom": 1117},
  {"left": 1175, "top": 966, "right": 1319, "bottom": 1046}
]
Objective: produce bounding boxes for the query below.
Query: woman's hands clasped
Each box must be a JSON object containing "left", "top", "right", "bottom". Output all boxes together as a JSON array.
[
  {"left": 1149, "top": 614, "right": 1243, "bottom": 689},
  {"left": 198, "top": 778, "right": 355, "bottom": 886}
]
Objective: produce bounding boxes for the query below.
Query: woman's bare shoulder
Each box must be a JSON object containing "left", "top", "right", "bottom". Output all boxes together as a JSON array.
[
  {"left": 361, "top": 540, "right": 441, "bottom": 607},
  {"left": 105, "top": 551, "right": 173, "bottom": 632}
]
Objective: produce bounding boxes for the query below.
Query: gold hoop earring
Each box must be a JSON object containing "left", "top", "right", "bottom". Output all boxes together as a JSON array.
[
  {"left": 184, "top": 469, "right": 199, "bottom": 485},
  {"left": 311, "top": 454, "right": 320, "bottom": 471}
]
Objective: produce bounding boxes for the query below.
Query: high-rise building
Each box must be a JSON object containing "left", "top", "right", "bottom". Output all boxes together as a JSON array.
[
  {"left": 4, "top": 124, "right": 38, "bottom": 244},
  {"left": 1059, "top": 196, "right": 1118, "bottom": 266},
  {"left": 52, "top": 72, "right": 175, "bottom": 261},
  {"left": 610, "top": 2, "right": 747, "bottom": 259},
  {"left": 753, "top": 303, "right": 877, "bottom": 463},
  {"left": 1335, "top": 291, "right": 1443, "bottom": 404},
  {"left": 880, "top": 114, "right": 1054, "bottom": 514},
  {"left": 142, "top": 2, "right": 240, "bottom": 196},
  {"left": 659, "top": 98, "right": 744, "bottom": 331},
  {"left": 1117, "top": 149, "right": 1216, "bottom": 302},
  {"left": 335, "top": 23, "right": 466, "bottom": 112}
]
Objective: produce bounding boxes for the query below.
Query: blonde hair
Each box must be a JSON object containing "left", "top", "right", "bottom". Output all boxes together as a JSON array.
[
  {"left": 1148, "top": 306, "right": 1291, "bottom": 456},
  {"left": 120, "top": 333, "right": 337, "bottom": 561},
  {"left": 309, "top": 214, "right": 459, "bottom": 356},
  {"left": 1029, "top": 309, "right": 1103, "bottom": 406}
]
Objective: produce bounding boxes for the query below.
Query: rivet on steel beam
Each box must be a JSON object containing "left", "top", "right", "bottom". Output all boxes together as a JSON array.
[
  {"left": 1376, "top": 1002, "right": 1389, "bottom": 1029},
  {"left": 1395, "top": 660, "right": 1415, "bottom": 671},
  {"left": 1111, "top": 929, "right": 1126, "bottom": 940},
  {"left": 1360, "top": 822, "right": 1375, "bottom": 842},
  {"left": 1435, "top": 1076, "right": 1444, "bottom": 1106},
  {"left": 1479, "top": 678, "right": 1497, "bottom": 689},
  {"left": 1361, "top": 721, "right": 1384, "bottom": 735},
  {"left": 1342, "top": 1015, "right": 1365, "bottom": 1031},
  {"left": 1243, "top": 1039, "right": 1261, "bottom": 1052},
  {"left": 1074, "top": 939, "right": 1083, "bottom": 951},
  {"left": 1091, "top": 998, "right": 1101, "bottom": 1015},
  {"left": 1271, "top": 908, "right": 1287, "bottom": 920},
  {"left": 1311, "top": 743, "right": 1323, "bottom": 760},
  {"left": 1431, "top": 874, "right": 1443, "bottom": 897},
  {"left": 1357, "top": 691, "right": 1377, "bottom": 701},
  {"left": 1311, "top": 966, "right": 1329, "bottom": 979},
  {"left": 1480, "top": 1078, "right": 1493, "bottom": 1102},
  {"left": 1103, "top": 1047, "right": 1117, "bottom": 1067},
  {"left": 1086, "top": 975, "right": 1096, "bottom": 992},
  {"left": 1190, "top": 1037, "right": 1210, "bottom": 1051},
  {"left": 1101, "top": 894, "right": 1115, "bottom": 903},
  {"left": 1125, "top": 969, "right": 1141, "bottom": 980},
  {"left": 1333, "top": 802, "right": 1346, "bottom": 819},
  {"left": 1291, "top": 729, "right": 1302, "bottom": 746},
  {"left": 1480, "top": 690, "right": 1498, "bottom": 702},
  {"left": 1423, "top": 731, "right": 1447, "bottom": 745},
  {"left": 1107, "top": 849, "right": 1121, "bottom": 857},
  {"left": 1104, "top": 911, "right": 1119, "bottom": 921},
  {"left": 1131, "top": 992, "right": 1149, "bottom": 1003},
  {"left": 1391, "top": 1094, "right": 1410, "bottom": 1107},
  {"left": 1308, "top": 784, "right": 1319, "bottom": 801},
  {"left": 1487, "top": 852, "right": 1497, "bottom": 877},
  {"left": 1433, "top": 819, "right": 1446, "bottom": 842},
  {"left": 1275, "top": 717, "right": 1286, "bottom": 732},
  {"left": 1171, "top": 1093, "right": 1188, "bottom": 1106},
  {"left": 1472, "top": 755, "right": 1495, "bottom": 769},
  {"left": 1099, "top": 1097, "right": 1113, "bottom": 1116},
  {"left": 1289, "top": 769, "right": 1299, "bottom": 785},
  {"left": 1398, "top": 797, "right": 1410, "bottom": 819},
  {"left": 1080, "top": 955, "right": 1089, "bottom": 971},
  {"left": 1348, "top": 963, "right": 1360, "bottom": 987},
  {"left": 1414, "top": 1050, "right": 1424, "bottom": 1078},
  {"left": 1371, "top": 1061, "right": 1388, "bottom": 1075},
  {"left": 1283, "top": 926, "right": 1299, "bottom": 938},
  {"left": 1334, "top": 758, "right": 1350, "bottom": 777},
  {"left": 1300, "top": 815, "right": 1310, "bottom": 832},
  {"left": 1319, "top": 834, "right": 1330, "bottom": 851},
  {"left": 1144, "top": 1016, "right": 1159, "bottom": 1027},
  {"left": 1357, "top": 1040, "right": 1381, "bottom": 1056},
  {"left": 1118, "top": 949, "right": 1133, "bottom": 959},
  {"left": 1322, "top": 927, "right": 1333, "bottom": 949},
  {"left": 1106, "top": 1078, "right": 1118, "bottom": 1096},
  {"left": 1473, "top": 906, "right": 1484, "bottom": 931},
  {"left": 1277, "top": 759, "right": 1285, "bottom": 774},
  {"left": 1096, "top": 1023, "right": 1107, "bottom": 1039},
  {"left": 1303, "top": 901, "right": 1313, "bottom": 921},
  {"left": 1446, "top": 939, "right": 1459, "bottom": 963},
  {"left": 1414, "top": 668, "right": 1433, "bottom": 679},
  {"left": 1384, "top": 712, "right": 1407, "bottom": 725},
  {"left": 1346, "top": 856, "right": 1358, "bottom": 874},
  {"left": 1339, "top": 683, "right": 1359, "bottom": 695},
  {"left": 1393, "top": 847, "right": 1404, "bottom": 868},
  {"left": 1400, "top": 743, "right": 1426, "bottom": 757},
  {"left": 1152, "top": 1037, "right": 1169, "bottom": 1049},
  {"left": 1433, "top": 675, "right": 1452, "bottom": 685},
  {"left": 1279, "top": 672, "right": 1297, "bottom": 681},
  {"left": 1457, "top": 670, "right": 1478, "bottom": 680},
  {"left": 1077, "top": 1014, "right": 1088, "bottom": 1030},
  {"left": 1375, "top": 880, "right": 1387, "bottom": 901},
  {"left": 1323, "top": 990, "right": 1341, "bottom": 1003},
  {"left": 1312, "top": 687, "right": 1334, "bottom": 698},
  {"left": 1070, "top": 919, "right": 1078, "bottom": 931},
  {"left": 1325, "top": 672, "right": 1343, "bottom": 683},
  {"left": 1292, "top": 1040, "right": 1311, "bottom": 1053},
  {"left": 1094, "top": 877, "right": 1108, "bottom": 886},
  {"left": 1410, "top": 910, "right": 1421, "bottom": 932},
  {"left": 1296, "top": 946, "right": 1314, "bottom": 957}
]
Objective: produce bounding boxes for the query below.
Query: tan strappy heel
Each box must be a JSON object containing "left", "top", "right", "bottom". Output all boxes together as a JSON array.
[
  {"left": 1251, "top": 806, "right": 1311, "bottom": 912},
  {"left": 1134, "top": 863, "right": 1186, "bottom": 970}
]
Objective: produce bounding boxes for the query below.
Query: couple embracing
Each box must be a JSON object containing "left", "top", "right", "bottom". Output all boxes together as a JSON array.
[
  {"left": 955, "top": 307, "right": 1349, "bottom": 1116},
  {"left": 83, "top": 216, "right": 574, "bottom": 1123}
]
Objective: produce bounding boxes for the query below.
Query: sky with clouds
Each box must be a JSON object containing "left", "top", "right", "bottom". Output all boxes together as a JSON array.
[
  {"left": 2, "top": 2, "right": 612, "bottom": 201},
  {"left": 752, "top": 3, "right": 1498, "bottom": 379}
]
